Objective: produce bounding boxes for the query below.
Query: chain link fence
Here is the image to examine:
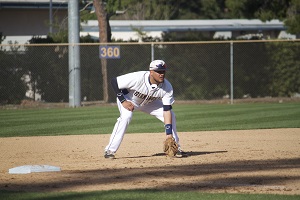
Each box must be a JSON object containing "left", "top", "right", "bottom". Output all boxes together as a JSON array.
[{"left": 1, "top": 40, "right": 300, "bottom": 106}]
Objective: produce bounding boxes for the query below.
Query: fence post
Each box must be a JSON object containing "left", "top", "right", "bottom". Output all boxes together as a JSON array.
[
  {"left": 151, "top": 43, "right": 154, "bottom": 61},
  {"left": 230, "top": 41, "right": 234, "bottom": 105}
]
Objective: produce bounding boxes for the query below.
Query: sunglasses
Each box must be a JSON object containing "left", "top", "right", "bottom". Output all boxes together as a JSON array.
[{"left": 154, "top": 70, "right": 166, "bottom": 74}]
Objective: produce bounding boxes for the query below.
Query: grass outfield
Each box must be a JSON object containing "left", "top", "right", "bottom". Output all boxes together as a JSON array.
[
  {"left": 1, "top": 190, "right": 300, "bottom": 200},
  {"left": 1, "top": 102, "right": 300, "bottom": 199},
  {"left": 0, "top": 102, "right": 299, "bottom": 137}
]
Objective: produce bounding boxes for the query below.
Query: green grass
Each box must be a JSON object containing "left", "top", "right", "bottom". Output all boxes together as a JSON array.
[
  {"left": 1, "top": 102, "right": 300, "bottom": 199},
  {"left": 0, "top": 102, "right": 299, "bottom": 137},
  {"left": 1, "top": 189, "right": 299, "bottom": 200}
]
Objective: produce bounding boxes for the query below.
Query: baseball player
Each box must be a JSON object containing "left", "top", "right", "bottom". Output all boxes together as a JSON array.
[{"left": 104, "top": 60, "right": 187, "bottom": 159}]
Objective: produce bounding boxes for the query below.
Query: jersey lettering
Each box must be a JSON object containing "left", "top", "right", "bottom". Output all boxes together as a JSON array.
[{"left": 133, "top": 91, "right": 160, "bottom": 104}]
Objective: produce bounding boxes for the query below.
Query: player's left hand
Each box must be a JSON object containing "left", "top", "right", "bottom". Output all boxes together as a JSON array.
[{"left": 163, "top": 137, "right": 179, "bottom": 157}]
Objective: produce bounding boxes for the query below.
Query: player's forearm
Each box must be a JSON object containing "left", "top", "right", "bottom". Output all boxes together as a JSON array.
[
  {"left": 163, "top": 110, "right": 173, "bottom": 136},
  {"left": 163, "top": 110, "right": 172, "bottom": 124}
]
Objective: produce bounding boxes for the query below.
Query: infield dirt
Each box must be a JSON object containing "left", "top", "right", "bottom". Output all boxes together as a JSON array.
[{"left": 0, "top": 128, "right": 299, "bottom": 195}]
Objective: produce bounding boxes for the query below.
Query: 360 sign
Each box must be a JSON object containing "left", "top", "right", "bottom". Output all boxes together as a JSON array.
[{"left": 99, "top": 46, "right": 120, "bottom": 59}]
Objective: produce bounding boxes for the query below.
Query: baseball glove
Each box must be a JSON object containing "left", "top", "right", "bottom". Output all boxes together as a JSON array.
[{"left": 163, "top": 137, "right": 179, "bottom": 157}]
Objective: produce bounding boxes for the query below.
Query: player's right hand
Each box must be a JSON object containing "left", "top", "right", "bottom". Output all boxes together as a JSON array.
[{"left": 122, "top": 101, "right": 134, "bottom": 111}]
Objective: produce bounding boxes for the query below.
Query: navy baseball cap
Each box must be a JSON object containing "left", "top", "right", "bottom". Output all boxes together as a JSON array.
[{"left": 149, "top": 60, "right": 167, "bottom": 71}]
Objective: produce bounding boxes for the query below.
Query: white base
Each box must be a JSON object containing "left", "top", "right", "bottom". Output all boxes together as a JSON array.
[{"left": 9, "top": 165, "right": 61, "bottom": 174}]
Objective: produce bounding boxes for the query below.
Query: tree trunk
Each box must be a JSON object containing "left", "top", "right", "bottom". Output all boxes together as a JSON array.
[{"left": 93, "top": 0, "right": 109, "bottom": 102}]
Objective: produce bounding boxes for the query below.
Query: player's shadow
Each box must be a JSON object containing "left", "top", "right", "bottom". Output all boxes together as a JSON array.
[
  {"left": 121, "top": 150, "right": 227, "bottom": 159},
  {"left": 152, "top": 150, "right": 228, "bottom": 157}
]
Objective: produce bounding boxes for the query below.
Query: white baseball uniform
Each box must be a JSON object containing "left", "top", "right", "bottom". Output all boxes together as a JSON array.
[{"left": 105, "top": 71, "right": 180, "bottom": 153}]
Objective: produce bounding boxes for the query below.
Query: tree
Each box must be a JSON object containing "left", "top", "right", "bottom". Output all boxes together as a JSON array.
[
  {"left": 200, "top": 0, "right": 222, "bottom": 19},
  {"left": 285, "top": 0, "right": 300, "bottom": 35},
  {"left": 93, "top": 0, "right": 110, "bottom": 102},
  {"left": 0, "top": 41, "right": 28, "bottom": 104},
  {"left": 266, "top": 42, "right": 300, "bottom": 97},
  {"left": 106, "top": 0, "right": 229, "bottom": 19},
  {"left": 111, "top": 0, "right": 181, "bottom": 20},
  {"left": 48, "top": 17, "right": 69, "bottom": 43},
  {"left": 26, "top": 37, "right": 69, "bottom": 102},
  {"left": 0, "top": 32, "right": 5, "bottom": 44},
  {"left": 225, "top": 0, "right": 300, "bottom": 35}
]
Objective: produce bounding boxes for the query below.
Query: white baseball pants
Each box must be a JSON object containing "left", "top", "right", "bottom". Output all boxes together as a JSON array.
[{"left": 105, "top": 99, "right": 180, "bottom": 153}]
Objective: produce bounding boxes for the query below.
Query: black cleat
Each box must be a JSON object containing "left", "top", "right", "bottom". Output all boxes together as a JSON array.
[
  {"left": 176, "top": 149, "right": 188, "bottom": 158},
  {"left": 104, "top": 151, "right": 115, "bottom": 159}
]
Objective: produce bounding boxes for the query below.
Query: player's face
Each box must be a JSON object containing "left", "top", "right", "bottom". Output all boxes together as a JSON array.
[{"left": 150, "top": 70, "right": 165, "bottom": 84}]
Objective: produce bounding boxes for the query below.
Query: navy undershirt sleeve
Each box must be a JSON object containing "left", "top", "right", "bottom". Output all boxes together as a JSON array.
[
  {"left": 163, "top": 105, "right": 172, "bottom": 111},
  {"left": 111, "top": 77, "right": 126, "bottom": 103},
  {"left": 111, "top": 77, "right": 121, "bottom": 93}
]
